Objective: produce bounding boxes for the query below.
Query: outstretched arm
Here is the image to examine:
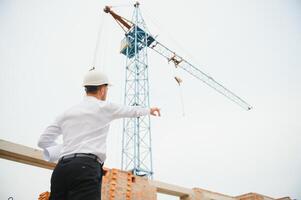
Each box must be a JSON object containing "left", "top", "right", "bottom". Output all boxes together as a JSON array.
[{"left": 107, "top": 102, "right": 160, "bottom": 119}]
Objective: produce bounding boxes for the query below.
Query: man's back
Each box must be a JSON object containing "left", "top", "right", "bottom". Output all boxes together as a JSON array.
[
  {"left": 38, "top": 96, "right": 151, "bottom": 162},
  {"left": 37, "top": 70, "right": 160, "bottom": 200},
  {"left": 59, "top": 96, "right": 111, "bottom": 162}
]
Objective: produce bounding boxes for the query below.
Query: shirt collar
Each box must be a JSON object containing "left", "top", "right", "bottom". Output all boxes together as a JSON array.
[
  {"left": 84, "top": 96, "right": 98, "bottom": 101},
  {"left": 84, "top": 95, "right": 105, "bottom": 103}
]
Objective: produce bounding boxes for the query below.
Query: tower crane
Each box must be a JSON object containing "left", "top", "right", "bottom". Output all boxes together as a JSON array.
[
  {"left": 104, "top": 4, "right": 252, "bottom": 111},
  {"left": 104, "top": 2, "right": 252, "bottom": 178}
]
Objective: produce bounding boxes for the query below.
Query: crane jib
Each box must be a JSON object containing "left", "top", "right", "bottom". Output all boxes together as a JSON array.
[{"left": 149, "top": 41, "right": 253, "bottom": 111}]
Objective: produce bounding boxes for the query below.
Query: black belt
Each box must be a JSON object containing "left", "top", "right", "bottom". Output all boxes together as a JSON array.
[{"left": 59, "top": 153, "right": 103, "bottom": 165}]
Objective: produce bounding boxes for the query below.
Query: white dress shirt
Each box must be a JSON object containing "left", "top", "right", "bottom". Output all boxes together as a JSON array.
[{"left": 38, "top": 96, "right": 150, "bottom": 163}]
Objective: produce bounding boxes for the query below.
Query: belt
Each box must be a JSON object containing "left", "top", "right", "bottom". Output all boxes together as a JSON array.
[{"left": 59, "top": 153, "right": 103, "bottom": 165}]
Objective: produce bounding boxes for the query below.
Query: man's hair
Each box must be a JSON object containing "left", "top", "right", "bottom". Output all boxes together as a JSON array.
[{"left": 85, "top": 84, "right": 108, "bottom": 94}]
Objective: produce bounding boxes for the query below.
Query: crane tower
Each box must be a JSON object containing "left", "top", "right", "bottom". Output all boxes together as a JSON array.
[{"left": 105, "top": 2, "right": 154, "bottom": 178}]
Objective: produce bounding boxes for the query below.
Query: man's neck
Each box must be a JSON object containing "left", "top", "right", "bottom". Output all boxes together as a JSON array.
[{"left": 86, "top": 94, "right": 101, "bottom": 100}]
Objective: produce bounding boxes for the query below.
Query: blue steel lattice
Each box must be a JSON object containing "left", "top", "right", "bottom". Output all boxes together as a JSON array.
[
  {"left": 121, "top": 4, "right": 153, "bottom": 178},
  {"left": 120, "top": 26, "right": 155, "bottom": 58}
]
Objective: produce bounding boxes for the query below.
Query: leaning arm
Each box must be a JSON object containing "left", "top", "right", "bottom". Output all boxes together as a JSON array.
[{"left": 38, "top": 117, "right": 62, "bottom": 149}]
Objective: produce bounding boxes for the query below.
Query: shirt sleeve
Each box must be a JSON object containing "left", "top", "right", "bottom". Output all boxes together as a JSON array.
[
  {"left": 42, "top": 144, "right": 63, "bottom": 162},
  {"left": 37, "top": 115, "right": 63, "bottom": 149},
  {"left": 106, "top": 102, "right": 150, "bottom": 120}
]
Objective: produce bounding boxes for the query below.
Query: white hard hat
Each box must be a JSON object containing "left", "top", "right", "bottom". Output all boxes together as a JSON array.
[{"left": 83, "top": 69, "right": 111, "bottom": 86}]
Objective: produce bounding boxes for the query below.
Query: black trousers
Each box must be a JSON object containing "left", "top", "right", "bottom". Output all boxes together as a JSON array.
[{"left": 49, "top": 156, "right": 103, "bottom": 200}]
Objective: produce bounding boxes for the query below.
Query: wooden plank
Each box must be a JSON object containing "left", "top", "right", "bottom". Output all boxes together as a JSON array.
[
  {"left": 0, "top": 139, "right": 291, "bottom": 200},
  {"left": 149, "top": 180, "right": 192, "bottom": 197},
  {"left": 0, "top": 139, "right": 56, "bottom": 170},
  {"left": 0, "top": 139, "right": 193, "bottom": 197}
]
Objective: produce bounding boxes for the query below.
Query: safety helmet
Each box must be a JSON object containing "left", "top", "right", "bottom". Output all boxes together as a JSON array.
[{"left": 83, "top": 68, "right": 111, "bottom": 86}]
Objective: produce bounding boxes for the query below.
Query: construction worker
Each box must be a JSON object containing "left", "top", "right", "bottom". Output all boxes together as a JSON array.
[{"left": 37, "top": 69, "right": 160, "bottom": 200}]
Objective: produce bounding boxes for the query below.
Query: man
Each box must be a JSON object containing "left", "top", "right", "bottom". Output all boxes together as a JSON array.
[{"left": 38, "top": 69, "right": 160, "bottom": 200}]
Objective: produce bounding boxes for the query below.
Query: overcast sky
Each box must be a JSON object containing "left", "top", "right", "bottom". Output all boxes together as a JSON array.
[{"left": 0, "top": 0, "right": 300, "bottom": 199}]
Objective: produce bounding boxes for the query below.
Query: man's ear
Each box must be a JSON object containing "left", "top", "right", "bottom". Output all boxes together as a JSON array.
[{"left": 99, "top": 86, "right": 105, "bottom": 95}]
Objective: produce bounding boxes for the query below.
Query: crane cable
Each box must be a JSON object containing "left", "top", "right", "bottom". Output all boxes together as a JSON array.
[
  {"left": 142, "top": 7, "right": 186, "bottom": 116},
  {"left": 92, "top": 5, "right": 131, "bottom": 71},
  {"left": 97, "top": 5, "right": 130, "bottom": 164},
  {"left": 172, "top": 67, "right": 185, "bottom": 117},
  {"left": 142, "top": 7, "right": 210, "bottom": 76},
  {"left": 110, "top": 4, "right": 131, "bottom": 8},
  {"left": 91, "top": 11, "right": 106, "bottom": 70}
]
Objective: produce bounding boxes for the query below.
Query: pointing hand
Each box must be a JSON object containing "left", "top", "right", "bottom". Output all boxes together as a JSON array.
[{"left": 150, "top": 107, "right": 161, "bottom": 117}]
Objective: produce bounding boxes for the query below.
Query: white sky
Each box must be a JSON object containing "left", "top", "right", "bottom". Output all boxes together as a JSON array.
[{"left": 0, "top": 0, "right": 300, "bottom": 199}]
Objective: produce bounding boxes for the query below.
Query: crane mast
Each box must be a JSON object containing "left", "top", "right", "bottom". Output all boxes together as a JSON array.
[{"left": 105, "top": 3, "right": 154, "bottom": 178}]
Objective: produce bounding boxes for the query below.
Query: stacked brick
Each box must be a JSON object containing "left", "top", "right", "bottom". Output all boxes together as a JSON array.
[
  {"left": 101, "top": 168, "right": 157, "bottom": 200},
  {"left": 131, "top": 176, "right": 157, "bottom": 200},
  {"left": 238, "top": 194, "right": 264, "bottom": 200},
  {"left": 101, "top": 168, "right": 135, "bottom": 200},
  {"left": 236, "top": 193, "right": 275, "bottom": 200},
  {"left": 38, "top": 191, "right": 50, "bottom": 200},
  {"left": 38, "top": 168, "right": 158, "bottom": 200}
]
